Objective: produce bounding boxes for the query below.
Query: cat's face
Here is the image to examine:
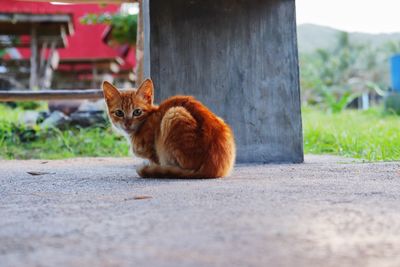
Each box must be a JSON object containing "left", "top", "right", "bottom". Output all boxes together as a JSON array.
[{"left": 102, "top": 79, "right": 154, "bottom": 134}]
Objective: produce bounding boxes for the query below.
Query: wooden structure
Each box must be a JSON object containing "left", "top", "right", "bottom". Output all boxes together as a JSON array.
[
  {"left": 12, "top": 2, "right": 130, "bottom": 90},
  {"left": 140, "top": 0, "right": 303, "bottom": 163},
  {"left": 0, "top": 1, "right": 136, "bottom": 90},
  {"left": 0, "top": 89, "right": 103, "bottom": 101},
  {"left": 54, "top": 58, "right": 123, "bottom": 89},
  {"left": 0, "top": 0, "right": 75, "bottom": 89},
  {"left": 0, "top": 14, "right": 72, "bottom": 48}
]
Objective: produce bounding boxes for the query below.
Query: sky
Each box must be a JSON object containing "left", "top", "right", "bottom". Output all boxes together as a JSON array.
[{"left": 296, "top": 0, "right": 400, "bottom": 34}]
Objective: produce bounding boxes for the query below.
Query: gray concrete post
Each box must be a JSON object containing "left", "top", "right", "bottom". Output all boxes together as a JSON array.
[{"left": 143, "top": 0, "right": 303, "bottom": 163}]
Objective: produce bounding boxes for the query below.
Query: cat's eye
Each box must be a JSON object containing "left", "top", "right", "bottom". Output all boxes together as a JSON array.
[
  {"left": 133, "top": 109, "right": 142, "bottom": 117},
  {"left": 114, "top": 110, "right": 124, "bottom": 117}
]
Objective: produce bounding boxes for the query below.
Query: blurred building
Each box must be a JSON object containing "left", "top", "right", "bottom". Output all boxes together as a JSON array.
[{"left": 0, "top": 0, "right": 135, "bottom": 90}]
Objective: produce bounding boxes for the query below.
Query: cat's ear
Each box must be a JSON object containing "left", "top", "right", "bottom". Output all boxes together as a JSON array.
[
  {"left": 102, "top": 81, "right": 120, "bottom": 103},
  {"left": 136, "top": 78, "right": 154, "bottom": 105}
]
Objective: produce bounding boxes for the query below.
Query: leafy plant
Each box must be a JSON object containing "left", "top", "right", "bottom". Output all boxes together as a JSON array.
[
  {"left": 0, "top": 36, "right": 20, "bottom": 57},
  {"left": 318, "top": 86, "right": 358, "bottom": 113},
  {"left": 0, "top": 104, "right": 129, "bottom": 159},
  {"left": 80, "top": 13, "right": 137, "bottom": 45},
  {"left": 300, "top": 32, "right": 395, "bottom": 112},
  {"left": 385, "top": 92, "right": 400, "bottom": 115},
  {"left": 15, "top": 101, "right": 42, "bottom": 110}
]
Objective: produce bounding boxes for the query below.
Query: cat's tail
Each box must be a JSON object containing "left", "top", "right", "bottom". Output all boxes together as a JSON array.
[{"left": 137, "top": 164, "right": 215, "bottom": 179}]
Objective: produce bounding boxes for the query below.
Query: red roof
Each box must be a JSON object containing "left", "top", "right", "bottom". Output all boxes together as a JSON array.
[
  {"left": 4, "top": 0, "right": 134, "bottom": 68},
  {"left": 121, "top": 47, "right": 136, "bottom": 71},
  {"left": 58, "top": 3, "right": 120, "bottom": 60},
  {"left": 0, "top": 0, "right": 74, "bottom": 14}
]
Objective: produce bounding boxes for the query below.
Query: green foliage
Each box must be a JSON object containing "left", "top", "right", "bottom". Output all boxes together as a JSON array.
[
  {"left": 0, "top": 124, "right": 129, "bottom": 159},
  {"left": 318, "top": 87, "right": 358, "bottom": 113},
  {"left": 13, "top": 101, "right": 42, "bottom": 110},
  {"left": 1, "top": 104, "right": 399, "bottom": 161},
  {"left": 0, "top": 36, "right": 19, "bottom": 57},
  {"left": 303, "top": 107, "right": 400, "bottom": 161},
  {"left": 0, "top": 104, "right": 128, "bottom": 159},
  {"left": 384, "top": 92, "right": 400, "bottom": 115},
  {"left": 80, "top": 13, "right": 137, "bottom": 45},
  {"left": 300, "top": 32, "right": 396, "bottom": 112}
]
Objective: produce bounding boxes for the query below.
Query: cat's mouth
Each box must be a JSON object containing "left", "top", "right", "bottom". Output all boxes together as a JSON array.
[
  {"left": 126, "top": 125, "right": 138, "bottom": 132},
  {"left": 121, "top": 123, "right": 142, "bottom": 133},
  {"left": 113, "top": 120, "right": 144, "bottom": 134}
]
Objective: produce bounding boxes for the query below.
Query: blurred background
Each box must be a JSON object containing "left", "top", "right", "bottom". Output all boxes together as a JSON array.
[
  {"left": 0, "top": 0, "right": 399, "bottom": 161},
  {"left": 0, "top": 0, "right": 138, "bottom": 158},
  {"left": 0, "top": 1, "right": 137, "bottom": 91},
  {"left": 297, "top": 0, "right": 400, "bottom": 161}
]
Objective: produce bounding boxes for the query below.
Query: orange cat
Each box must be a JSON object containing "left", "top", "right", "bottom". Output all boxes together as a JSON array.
[{"left": 102, "top": 79, "right": 236, "bottom": 178}]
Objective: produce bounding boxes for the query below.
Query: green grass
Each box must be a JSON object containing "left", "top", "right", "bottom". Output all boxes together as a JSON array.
[
  {"left": 303, "top": 107, "right": 400, "bottom": 161},
  {"left": 1, "top": 104, "right": 399, "bottom": 161},
  {"left": 0, "top": 104, "right": 128, "bottom": 159},
  {"left": 0, "top": 126, "right": 129, "bottom": 159}
]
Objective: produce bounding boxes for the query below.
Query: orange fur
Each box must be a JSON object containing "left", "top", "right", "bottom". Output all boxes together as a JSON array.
[{"left": 102, "top": 79, "right": 236, "bottom": 178}]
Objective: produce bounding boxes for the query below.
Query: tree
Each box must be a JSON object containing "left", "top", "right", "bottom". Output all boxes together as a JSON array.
[
  {"left": 80, "top": 13, "right": 137, "bottom": 46},
  {"left": 300, "top": 32, "right": 393, "bottom": 112}
]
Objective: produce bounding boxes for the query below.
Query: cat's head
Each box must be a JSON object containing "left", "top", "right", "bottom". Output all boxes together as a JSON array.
[{"left": 102, "top": 79, "right": 155, "bottom": 134}]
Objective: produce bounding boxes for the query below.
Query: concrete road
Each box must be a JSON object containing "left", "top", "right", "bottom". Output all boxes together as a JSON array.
[{"left": 0, "top": 155, "right": 400, "bottom": 267}]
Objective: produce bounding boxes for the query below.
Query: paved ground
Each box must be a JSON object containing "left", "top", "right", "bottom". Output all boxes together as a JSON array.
[{"left": 0, "top": 155, "right": 400, "bottom": 267}]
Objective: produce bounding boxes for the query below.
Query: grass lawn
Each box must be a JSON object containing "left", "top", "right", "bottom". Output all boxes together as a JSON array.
[
  {"left": 303, "top": 107, "right": 400, "bottom": 161},
  {"left": 0, "top": 104, "right": 129, "bottom": 159},
  {"left": 0, "top": 104, "right": 399, "bottom": 161}
]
